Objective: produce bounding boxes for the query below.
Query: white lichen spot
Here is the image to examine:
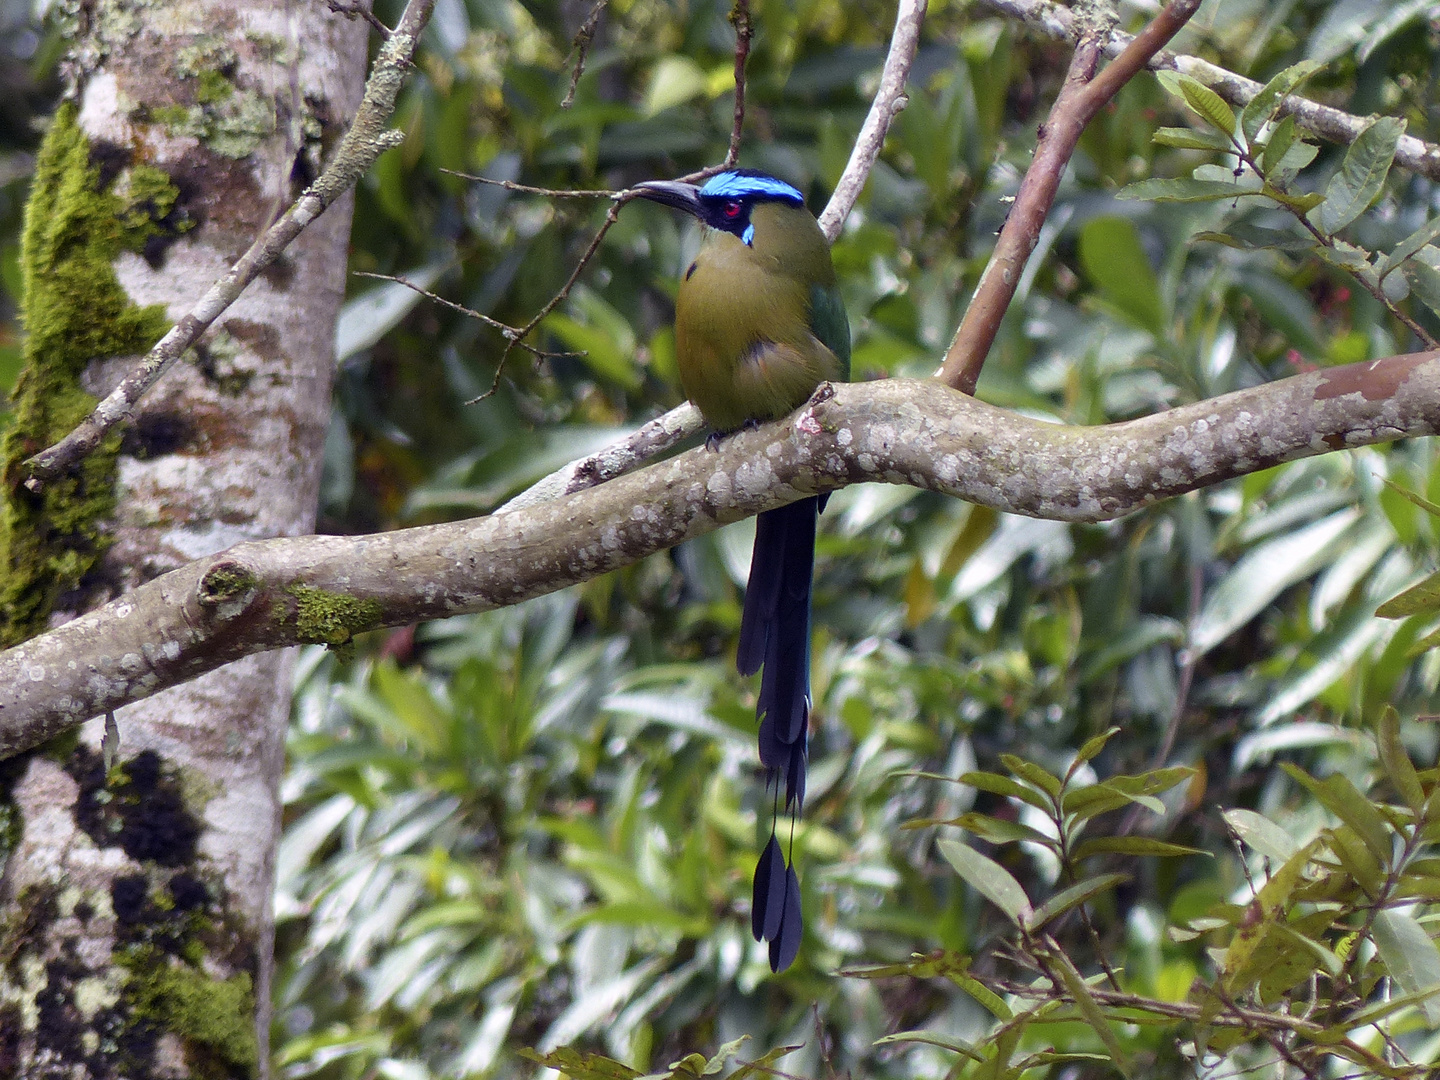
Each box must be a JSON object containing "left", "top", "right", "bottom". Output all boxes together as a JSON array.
[
  {"left": 706, "top": 471, "right": 732, "bottom": 500},
  {"left": 836, "top": 428, "right": 853, "bottom": 447},
  {"left": 26, "top": 663, "right": 46, "bottom": 682},
  {"left": 857, "top": 454, "right": 876, "bottom": 472},
  {"left": 115, "top": 603, "right": 133, "bottom": 619},
  {"left": 73, "top": 975, "right": 119, "bottom": 1021}
]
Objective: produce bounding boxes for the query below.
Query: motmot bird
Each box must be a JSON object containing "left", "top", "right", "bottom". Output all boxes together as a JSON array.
[{"left": 634, "top": 170, "right": 849, "bottom": 972}]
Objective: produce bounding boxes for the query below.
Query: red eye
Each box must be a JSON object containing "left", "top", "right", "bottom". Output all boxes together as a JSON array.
[{"left": 723, "top": 201, "right": 741, "bottom": 218}]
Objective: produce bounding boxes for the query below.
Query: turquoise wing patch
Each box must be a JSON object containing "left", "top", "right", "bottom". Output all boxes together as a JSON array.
[{"left": 809, "top": 282, "right": 851, "bottom": 378}]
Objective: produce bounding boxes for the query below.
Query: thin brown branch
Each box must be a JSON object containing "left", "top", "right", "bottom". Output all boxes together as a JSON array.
[
  {"left": 979, "top": 0, "right": 1440, "bottom": 182},
  {"left": 725, "top": 0, "right": 753, "bottom": 168},
  {"left": 816, "top": 0, "right": 927, "bottom": 241},
  {"left": 999, "top": 977, "right": 1400, "bottom": 1073},
  {"left": 323, "top": 0, "right": 393, "bottom": 38},
  {"left": 22, "top": 0, "right": 437, "bottom": 489},
  {"left": 464, "top": 196, "right": 634, "bottom": 404},
  {"left": 4, "top": 350, "right": 1439, "bottom": 754},
  {"left": 352, "top": 272, "right": 583, "bottom": 360},
  {"left": 440, "top": 170, "right": 620, "bottom": 199},
  {"left": 939, "top": 0, "right": 1202, "bottom": 394},
  {"left": 561, "top": 0, "right": 608, "bottom": 109}
]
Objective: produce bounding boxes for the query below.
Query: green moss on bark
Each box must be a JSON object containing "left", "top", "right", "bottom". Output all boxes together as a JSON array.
[
  {"left": 119, "top": 945, "right": 258, "bottom": 1074},
  {"left": 0, "top": 102, "right": 180, "bottom": 646},
  {"left": 288, "top": 584, "right": 384, "bottom": 645}
]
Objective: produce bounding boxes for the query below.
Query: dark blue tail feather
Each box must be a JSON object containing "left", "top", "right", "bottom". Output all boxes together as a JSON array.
[{"left": 744, "top": 497, "right": 819, "bottom": 972}]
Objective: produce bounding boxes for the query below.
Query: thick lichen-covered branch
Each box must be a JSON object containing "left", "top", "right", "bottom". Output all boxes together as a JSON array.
[{"left": 2, "top": 348, "right": 1438, "bottom": 754}]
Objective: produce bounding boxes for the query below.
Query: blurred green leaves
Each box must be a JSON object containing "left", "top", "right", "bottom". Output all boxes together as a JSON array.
[{"left": 258, "top": 0, "right": 1440, "bottom": 1077}]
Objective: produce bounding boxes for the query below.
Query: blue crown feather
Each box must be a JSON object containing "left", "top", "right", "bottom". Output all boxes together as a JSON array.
[{"left": 699, "top": 170, "right": 805, "bottom": 205}]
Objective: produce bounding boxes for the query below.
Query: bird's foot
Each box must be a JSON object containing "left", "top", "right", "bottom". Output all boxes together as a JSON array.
[{"left": 704, "top": 418, "right": 762, "bottom": 452}]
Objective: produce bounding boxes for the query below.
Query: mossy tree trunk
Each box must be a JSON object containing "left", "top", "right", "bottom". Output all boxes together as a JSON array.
[{"left": 0, "top": 1, "right": 366, "bottom": 1075}]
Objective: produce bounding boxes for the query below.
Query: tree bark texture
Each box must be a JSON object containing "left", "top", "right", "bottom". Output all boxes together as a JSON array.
[{"left": 0, "top": 2, "right": 365, "bottom": 1076}]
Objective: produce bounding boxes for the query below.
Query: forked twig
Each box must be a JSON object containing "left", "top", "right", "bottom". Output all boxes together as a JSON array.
[
  {"left": 560, "top": 0, "right": 609, "bottom": 109},
  {"left": 324, "top": 0, "right": 393, "bottom": 39},
  {"left": 351, "top": 271, "right": 583, "bottom": 361}
]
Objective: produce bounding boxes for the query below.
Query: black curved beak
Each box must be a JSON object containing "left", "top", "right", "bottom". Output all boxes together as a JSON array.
[{"left": 632, "top": 180, "right": 704, "bottom": 219}]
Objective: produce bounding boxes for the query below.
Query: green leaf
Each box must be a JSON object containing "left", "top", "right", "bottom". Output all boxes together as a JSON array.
[
  {"left": 1260, "top": 115, "right": 1299, "bottom": 173},
  {"left": 1312, "top": 116, "right": 1406, "bottom": 235},
  {"left": 1190, "top": 509, "right": 1359, "bottom": 656},
  {"left": 643, "top": 56, "right": 709, "bottom": 116},
  {"left": 1264, "top": 186, "right": 1326, "bottom": 214},
  {"left": 1329, "top": 824, "right": 1385, "bottom": 894},
  {"left": 1372, "top": 909, "right": 1440, "bottom": 1025},
  {"left": 841, "top": 953, "right": 1013, "bottom": 1019},
  {"left": 1050, "top": 950, "right": 1131, "bottom": 1078},
  {"left": 1074, "top": 727, "right": 1121, "bottom": 766},
  {"left": 698, "top": 1037, "right": 749, "bottom": 1076},
  {"left": 959, "top": 771, "right": 1054, "bottom": 812},
  {"left": 942, "top": 812, "right": 1055, "bottom": 847},
  {"left": 938, "top": 838, "right": 1032, "bottom": 924},
  {"left": 1240, "top": 61, "right": 1319, "bottom": 145},
  {"left": 1379, "top": 217, "right": 1440, "bottom": 280},
  {"left": 1376, "top": 568, "right": 1440, "bottom": 619},
  {"left": 1281, "top": 763, "right": 1392, "bottom": 864},
  {"left": 874, "top": 1031, "right": 984, "bottom": 1063},
  {"left": 1152, "top": 127, "right": 1234, "bottom": 151},
  {"left": 1025, "top": 874, "right": 1128, "bottom": 931},
  {"left": 543, "top": 285, "right": 643, "bottom": 390},
  {"left": 1378, "top": 707, "right": 1425, "bottom": 814},
  {"left": 1404, "top": 244, "right": 1440, "bottom": 318},
  {"left": 1063, "top": 767, "right": 1197, "bottom": 822},
  {"left": 518, "top": 1047, "right": 642, "bottom": 1080},
  {"left": 1381, "top": 477, "right": 1440, "bottom": 519},
  {"left": 1000, "top": 755, "right": 1062, "bottom": 800},
  {"left": 1176, "top": 75, "right": 1236, "bottom": 136},
  {"left": 1222, "top": 808, "right": 1299, "bottom": 862},
  {"left": 1118, "top": 177, "right": 1256, "bottom": 203},
  {"left": 728, "top": 1043, "right": 801, "bottom": 1080},
  {"left": 1072, "top": 836, "right": 1207, "bottom": 861}
]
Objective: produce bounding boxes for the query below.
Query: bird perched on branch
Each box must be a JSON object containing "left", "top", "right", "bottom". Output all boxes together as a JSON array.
[{"left": 634, "top": 170, "right": 849, "bottom": 972}]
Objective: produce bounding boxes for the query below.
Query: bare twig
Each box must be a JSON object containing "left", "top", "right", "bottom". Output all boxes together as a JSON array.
[
  {"left": 725, "top": 0, "right": 753, "bottom": 168},
  {"left": 463, "top": 196, "right": 637, "bottom": 404},
  {"left": 938, "top": 0, "right": 1203, "bottom": 394},
  {"left": 815, "top": 0, "right": 927, "bottom": 241},
  {"left": 23, "top": 0, "right": 438, "bottom": 489},
  {"left": 439, "top": 170, "right": 619, "bottom": 199},
  {"left": 978, "top": 0, "right": 1440, "bottom": 182},
  {"left": 352, "top": 271, "right": 583, "bottom": 360},
  {"left": 4, "top": 350, "right": 1440, "bottom": 752},
  {"left": 561, "top": 0, "right": 608, "bottom": 109},
  {"left": 323, "top": 0, "right": 393, "bottom": 39}
]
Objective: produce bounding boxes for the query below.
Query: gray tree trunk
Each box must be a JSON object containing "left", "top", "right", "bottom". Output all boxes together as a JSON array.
[{"left": 0, "top": 1, "right": 366, "bottom": 1075}]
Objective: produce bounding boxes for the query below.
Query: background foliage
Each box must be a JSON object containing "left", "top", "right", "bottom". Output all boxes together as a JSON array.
[{"left": 6, "top": 0, "right": 1440, "bottom": 1077}]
